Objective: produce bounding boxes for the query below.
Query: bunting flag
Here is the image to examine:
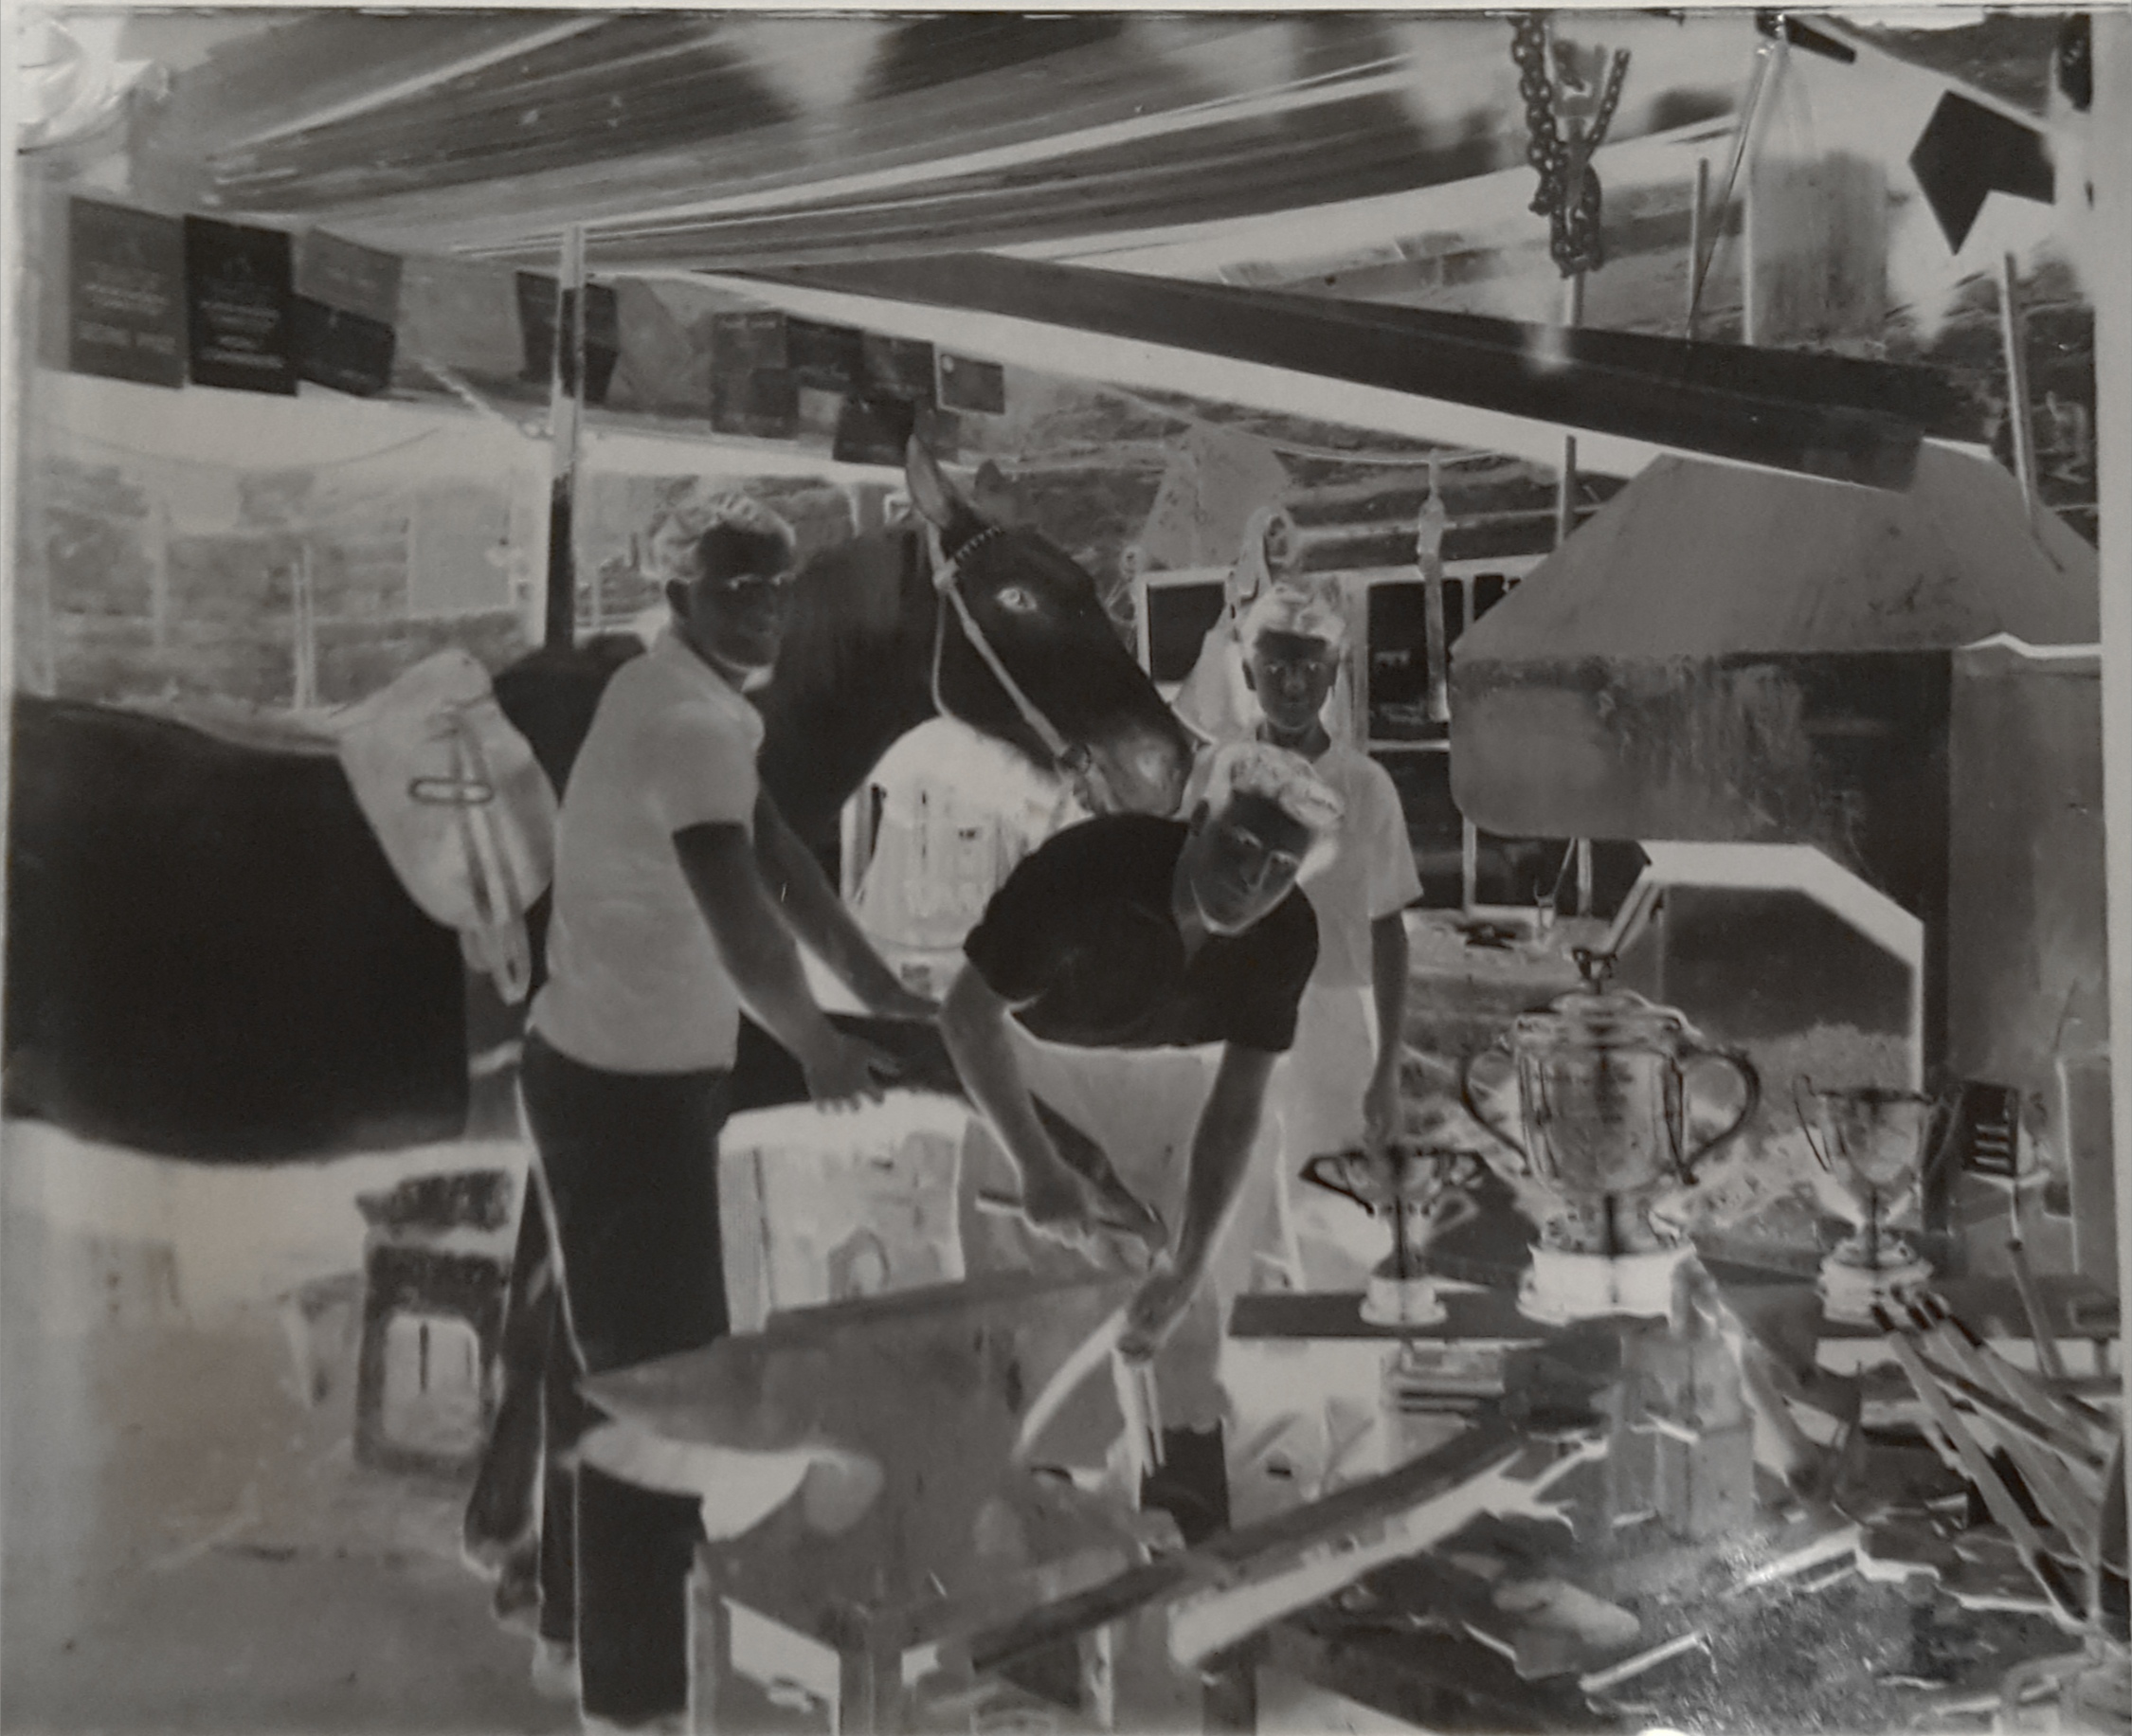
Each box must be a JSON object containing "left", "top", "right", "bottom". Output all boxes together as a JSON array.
[
  {"left": 712, "top": 368, "right": 799, "bottom": 439},
  {"left": 937, "top": 352, "right": 1005, "bottom": 415},
  {"left": 392, "top": 251, "right": 526, "bottom": 386},
  {"left": 1185, "top": 421, "right": 1289, "bottom": 562},
  {"left": 515, "top": 273, "right": 621, "bottom": 404},
  {"left": 67, "top": 196, "right": 187, "bottom": 387},
  {"left": 1136, "top": 452, "right": 1203, "bottom": 570},
  {"left": 1907, "top": 90, "right": 2055, "bottom": 253},
  {"left": 46, "top": 190, "right": 991, "bottom": 456},
  {"left": 861, "top": 332, "right": 936, "bottom": 404},
  {"left": 786, "top": 317, "right": 868, "bottom": 393},
  {"left": 293, "top": 228, "right": 401, "bottom": 396},
  {"left": 709, "top": 309, "right": 797, "bottom": 437},
  {"left": 184, "top": 215, "right": 297, "bottom": 394}
]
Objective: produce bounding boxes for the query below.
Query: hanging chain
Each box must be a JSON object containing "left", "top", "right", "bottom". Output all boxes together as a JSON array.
[{"left": 1510, "top": 15, "right": 1632, "bottom": 280}]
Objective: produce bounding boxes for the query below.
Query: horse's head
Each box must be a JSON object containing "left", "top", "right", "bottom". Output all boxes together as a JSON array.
[{"left": 906, "top": 441, "right": 1196, "bottom": 818}]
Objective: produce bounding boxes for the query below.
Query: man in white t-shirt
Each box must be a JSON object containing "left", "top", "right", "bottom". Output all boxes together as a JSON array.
[
  {"left": 1199, "top": 575, "right": 1422, "bottom": 1285},
  {"left": 523, "top": 494, "right": 929, "bottom": 1734}
]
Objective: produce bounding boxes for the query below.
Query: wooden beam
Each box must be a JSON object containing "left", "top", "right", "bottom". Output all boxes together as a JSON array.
[{"left": 958, "top": 1420, "right": 1592, "bottom": 1678}]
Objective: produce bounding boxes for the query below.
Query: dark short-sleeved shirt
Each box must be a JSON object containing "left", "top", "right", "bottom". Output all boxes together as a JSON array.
[{"left": 962, "top": 814, "right": 1318, "bottom": 1054}]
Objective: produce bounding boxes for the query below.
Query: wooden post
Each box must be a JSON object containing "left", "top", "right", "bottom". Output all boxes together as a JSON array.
[
  {"left": 1686, "top": 156, "right": 1710, "bottom": 340},
  {"left": 295, "top": 541, "right": 318, "bottom": 710},
  {"left": 1740, "top": 33, "right": 1790, "bottom": 347},
  {"left": 542, "top": 224, "right": 587, "bottom": 650},
  {"left": 2087, "top": 10, "right": 2132, "bottom": 1561},
  {"left": 1997, "top": 252, "right": 2040, "bottom": 522}
]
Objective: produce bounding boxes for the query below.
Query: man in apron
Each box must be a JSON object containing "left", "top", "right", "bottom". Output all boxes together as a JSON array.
[
  {"left": 941, "top": 741, "right": 1343, "bottom": 1540},
  {"left": 1222, "top": 576, "right": 1424, "bottom": 1287}
]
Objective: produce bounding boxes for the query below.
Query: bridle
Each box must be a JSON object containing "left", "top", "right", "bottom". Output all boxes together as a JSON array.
[{"left": 926, "top": 521, "right": 1116, "bottom": 810}]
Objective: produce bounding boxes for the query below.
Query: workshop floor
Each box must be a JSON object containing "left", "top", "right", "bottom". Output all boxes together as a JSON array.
[{"left": 1, "top": 1168, "right": 572, "bottom": 1736}]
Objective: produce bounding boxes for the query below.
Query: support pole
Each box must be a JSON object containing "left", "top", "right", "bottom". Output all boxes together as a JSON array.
[
  {"left": 1554, "top": 270, "right": 1585, "bottom": 547},
  {"left": 1557, "top": 271, "right": 1592, "bottom": 915},
  {"left": 1686, "top": 156, "right": 1710, "bottom": 340},
  {"left": 542, "top": 224, "right": 587, "bottom": 650},
  {"left": 2087, "top": 11, "right": 2132, "bottom": 1567},
  {"left": 1997, "top": 251, "right": 2040, "bottom": 522}
]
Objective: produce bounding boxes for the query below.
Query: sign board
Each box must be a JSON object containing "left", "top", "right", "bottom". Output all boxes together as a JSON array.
[
  {"left": 67, "top": 197, "right": 186, "bottom": 388},
  {"left": 184, "top": 215, "right": 297, "bottom": 394}
]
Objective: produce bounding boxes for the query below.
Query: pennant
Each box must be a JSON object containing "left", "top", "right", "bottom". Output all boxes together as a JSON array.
[
  {"left": 184, "top": 215, "right": 296, "bottom": 395},
  {"left": 1908, "top": 91, "right": 2054, "bottom": 254},
  {"left": 712, "top": 309, "right": 788, "bottom": 373},
  {"left": 66, "top": 196, "right": 186, "bottom": 388},
  {"left": 605, "top": 279, "right": 712, "bottom": 416},
  {"left": 786, "top": 317, "right": 867, "bottom": 393},
  {"left": 1185, "top": 422, "right": 1289, "bottom": 563},
  {"left": 1744, "top": 153, "right": 1887, "bottom": 348},
  {"left": 295, "top": 228, "right": 401, "bottom": 326},
  {"left": 292, "top": 298, "right": 395, "bottom": 397},
  {"left": 1136, "top": 453, "right": 1202, "bottom": 571},
  {"left": 937, "top": 353, "right": 1005, "bottom": 415},
  {"left": 711, "top": 369, "right": 799, "bottom": 439},
  {"left": 832, "top": 395, "right": 918, "bottom": 466},
  {"left": 394, "top": 253, "right": 525, "bottom": 386},
  {"left": 515, "top": 273, "right": 620, "bottom": 404},
  {"left": 861, "top": 332, "right": 936, "bottom": 403}
]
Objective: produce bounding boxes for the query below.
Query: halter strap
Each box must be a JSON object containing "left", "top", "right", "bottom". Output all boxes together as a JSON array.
[{"left": 927, "top": 522, "right": 1090, "bottom": 773}]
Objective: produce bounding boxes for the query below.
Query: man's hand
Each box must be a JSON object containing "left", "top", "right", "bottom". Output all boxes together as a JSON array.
[
  {"left": 1119, "top": 1249, "right": 1205, "bottom": 1364},
  {"left": 800, "top": 1029, "right": 897, "bottom": 1112}
]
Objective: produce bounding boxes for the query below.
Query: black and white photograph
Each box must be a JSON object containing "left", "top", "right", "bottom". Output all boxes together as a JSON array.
[{"left": 2, "top": 5, "right": 2127, "bottom": 1733}]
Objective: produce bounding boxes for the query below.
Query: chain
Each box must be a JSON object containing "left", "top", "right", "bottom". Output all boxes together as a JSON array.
[{"left": 1509, "top": 15, "right": 1633, "bottom": 279}]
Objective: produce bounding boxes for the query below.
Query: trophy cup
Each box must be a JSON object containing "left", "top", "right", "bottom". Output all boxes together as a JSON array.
[
  {"left": 1794, "top": 1078, "right": 1949, "bottom": 1325},
  {"left": 1461, "top": 950, "right": 1760, "bottom": 1324},
  {"left": 1299, "top": 1146, "right": 1482, "bottom": 1328}
]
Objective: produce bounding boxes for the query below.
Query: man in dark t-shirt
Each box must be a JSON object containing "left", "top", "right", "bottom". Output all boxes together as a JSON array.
[{"left": 943, "top": 741, "right": 1344, "bottom": 1527}]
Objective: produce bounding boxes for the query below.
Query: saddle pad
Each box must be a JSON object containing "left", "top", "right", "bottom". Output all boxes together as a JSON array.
[{"left": 335, "top": 649, "right": 557, "bottom": 1004}]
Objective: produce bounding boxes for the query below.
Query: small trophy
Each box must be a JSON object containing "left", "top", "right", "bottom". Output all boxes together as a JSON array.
[
  {"left": 1300, "top": 1147, "right": 1481, "bottom": 1328},
  {"left": 1794, "top": 1078, "right": 1949, "bottom": 1325}
]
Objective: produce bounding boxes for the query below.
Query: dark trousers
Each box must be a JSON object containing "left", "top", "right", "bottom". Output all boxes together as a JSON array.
[{"left": 520, "top": 1031, "right": 732, "bottom": 1727}]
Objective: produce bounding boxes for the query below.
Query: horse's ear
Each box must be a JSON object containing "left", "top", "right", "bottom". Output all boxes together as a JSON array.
[{"left": 905, "top": 437, "right": 980, "bottom": 535}]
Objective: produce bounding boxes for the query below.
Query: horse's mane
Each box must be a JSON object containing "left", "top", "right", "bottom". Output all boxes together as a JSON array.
[{"left": 769, "top": 525, "right": 926, "bottom": 703}]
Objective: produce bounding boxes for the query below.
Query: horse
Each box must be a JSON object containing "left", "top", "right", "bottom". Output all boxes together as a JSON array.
[{"left": 2, "top": 441, "right": 1193, "bottom": 1161}]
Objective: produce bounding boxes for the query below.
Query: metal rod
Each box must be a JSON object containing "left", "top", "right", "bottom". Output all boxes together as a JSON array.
[
  {"left": 1554, "top": 272, "right": 1585, "bottom": 549},
  {"left": 1998, "top": 252, "right": 2040, "bottom": 523},
  {"left": 1686, "top": 155, "right": 1709, "bottom": 340},
  {"left": 542, "top": 224, "right": 587, "bottom": 650}
]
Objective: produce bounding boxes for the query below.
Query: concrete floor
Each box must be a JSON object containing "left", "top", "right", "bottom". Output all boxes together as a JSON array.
[{"left": 2, "top": 1149, "right": 573, "bottom": 1735}]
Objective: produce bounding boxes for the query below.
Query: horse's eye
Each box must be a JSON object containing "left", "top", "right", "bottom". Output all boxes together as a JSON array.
[{"left": 995, "top": 586, "right": 1039, "bottom": 615}]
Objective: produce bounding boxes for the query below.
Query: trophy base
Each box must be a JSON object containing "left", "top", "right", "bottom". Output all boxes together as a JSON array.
[
  {"left": 1362, "top": 1273, "right": 1447, "bottom": 1329},
  {"left": 1519, "top": 1242, "right": 1692, "bottom": 1326},
  {"left": 1817, "top": 1250, "right": 1934, "bottom": 1327}
]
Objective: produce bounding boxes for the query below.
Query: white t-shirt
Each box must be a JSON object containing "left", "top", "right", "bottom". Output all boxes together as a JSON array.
[
  {"left": 1299, "top": 741, "right": 1422, "bottom": 990},
  {"left": 532, "top": 628, "right": 764, "bottom": 1074}
]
